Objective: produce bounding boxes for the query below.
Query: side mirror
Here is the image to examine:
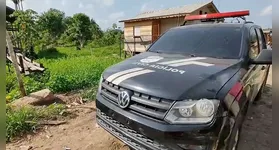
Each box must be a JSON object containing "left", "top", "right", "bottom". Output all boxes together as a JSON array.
[{"left": 251, "top": 49, "right": 272, "bottom": 64}]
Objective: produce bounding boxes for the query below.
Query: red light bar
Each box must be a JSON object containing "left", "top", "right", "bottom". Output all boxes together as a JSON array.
[{"left": 184, "top": 10, "right": 250, "bottom": 21}]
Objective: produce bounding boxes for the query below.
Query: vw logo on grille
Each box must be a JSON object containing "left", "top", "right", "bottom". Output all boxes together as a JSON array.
[{"left": 118, "top": 91, "right": 131, "bottom": 108}]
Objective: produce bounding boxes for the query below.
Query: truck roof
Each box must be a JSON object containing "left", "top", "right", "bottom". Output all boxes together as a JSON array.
[{"left": 172, "top": 22, "right": 255, "bottom": 31}]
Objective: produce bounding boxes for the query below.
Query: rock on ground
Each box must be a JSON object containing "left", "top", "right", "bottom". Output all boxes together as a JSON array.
[{"left": 11, "top": 89, "right": 56, "bottom": 107}]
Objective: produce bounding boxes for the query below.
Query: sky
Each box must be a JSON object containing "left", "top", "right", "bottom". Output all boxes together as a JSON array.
[{"left": 6, "top": 0, "right": 272, "bottom": 30}]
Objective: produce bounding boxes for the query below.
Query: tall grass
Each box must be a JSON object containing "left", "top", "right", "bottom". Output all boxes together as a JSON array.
[
  {"left": 6, "top": 44, "right": 124, "bottom": 101},
  {"left": 6, "top": 44, "right": 124, "bottom": 141},
  {"left": 6, "top": 103, "right": 66, "bottom": 142}
]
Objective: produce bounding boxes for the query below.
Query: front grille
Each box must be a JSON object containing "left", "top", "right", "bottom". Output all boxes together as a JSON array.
[
  {"left": 100, "top": 80, "right": 173, "bottom": 120},
  {"left": 97, "top": 109, "right": 169, "bottom": 150}
]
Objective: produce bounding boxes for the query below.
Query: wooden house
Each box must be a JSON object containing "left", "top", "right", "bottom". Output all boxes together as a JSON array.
[{"left": 119, "top": 1, "right": 220, "bottom": 55}]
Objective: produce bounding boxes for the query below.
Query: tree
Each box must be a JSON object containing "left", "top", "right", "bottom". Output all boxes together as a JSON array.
[
  {"left": 6, "top": 30, "right": 26, "bottom": 97},
  {"left": 112, "top": 23, "right": 117, "bottom": 30},
  {"left": 37, "top": 8, "right": 65, "bottom": 48},
  {"left": 90, "top": 19, "right": 103, "bottom": 40},
  {"left": 10, "top": 9, "right": 39, "bottom": 55},
  {"left": 66, "top": 13, "right": 92, "bottom": 48},
  {"left": 58, "top": 16, "right": 74, "bottom": 46}
]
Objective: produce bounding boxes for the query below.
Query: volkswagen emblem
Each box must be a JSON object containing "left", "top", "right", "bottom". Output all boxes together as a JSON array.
[
  {"left": 140, "top": 56, "right": 163, "bottom": 63},
  {"left": 118, "top": 91, "right": 131, "bottom": 108}
]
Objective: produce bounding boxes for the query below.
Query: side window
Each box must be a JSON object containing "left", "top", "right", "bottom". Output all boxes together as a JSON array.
[
  {"left": 255, "top": 28, "right": 267, "bottom": 50},
  {"left": 249, "top": 28, "right": 260, "bottom": 59}
]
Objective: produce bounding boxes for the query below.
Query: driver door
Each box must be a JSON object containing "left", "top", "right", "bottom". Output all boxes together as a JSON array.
[{"left": 247, "top": 27, "right": 262, "bottom": 101}]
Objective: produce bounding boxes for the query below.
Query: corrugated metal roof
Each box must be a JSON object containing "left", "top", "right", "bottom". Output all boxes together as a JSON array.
[
  {"left": 120, "top": 1, "right": 215, "bottom": 22},
  {"left": 263, "top": 28, "right": 272, "bottom": 33}
]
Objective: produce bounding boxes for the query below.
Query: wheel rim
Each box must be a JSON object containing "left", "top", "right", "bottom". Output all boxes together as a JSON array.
[{"left": 232, "top": 129, "right": 239, "bottom": 150}]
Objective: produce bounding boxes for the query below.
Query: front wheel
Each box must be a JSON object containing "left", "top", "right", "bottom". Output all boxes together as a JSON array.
[
  {"left": 225, "top": 103, "right": 248, "bottom": 150},
  {"left": 226, "top": 127, "right": 240, "bottom": 150}
]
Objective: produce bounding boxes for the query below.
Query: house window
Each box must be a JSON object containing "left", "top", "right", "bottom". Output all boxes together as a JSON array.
[
  {"left": 199, "top": 10, "right": 203, "bottom": 14},
  {"left": 134, "top": 26, "right": 141, "bottom": 36}
]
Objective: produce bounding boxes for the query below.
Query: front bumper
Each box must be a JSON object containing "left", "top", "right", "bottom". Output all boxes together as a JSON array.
[
  {"left": 97, "top": 109, "right": 169, "bottom": 150},
  {"left": 96, "top": 95, "right": 222, "bottom": 150}
]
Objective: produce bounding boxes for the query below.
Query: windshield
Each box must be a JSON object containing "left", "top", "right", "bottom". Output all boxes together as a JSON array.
[{"left": 148, "top": 25, "right": 243, "bottom": 59}]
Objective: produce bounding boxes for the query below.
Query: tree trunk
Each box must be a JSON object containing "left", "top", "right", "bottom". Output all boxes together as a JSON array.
[
  {"left": 14, "top": 3, "right": 18, "bottom": 10},
  {"left": 21, "top": 0, "right": 24, "bottom": 10},
  {"left": 6, "top": 30, "right": 27, "bottom": 97},
  {"left": 79, "top": 39, "right": 84, "bottom": 48}
]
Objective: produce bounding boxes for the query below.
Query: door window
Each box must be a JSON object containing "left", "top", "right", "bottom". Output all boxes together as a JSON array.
[
  {"left": 249, "top": 28, "right": 260, "bottom": 59},
  {"left": 255, "top": 28, "right": 267, "bottom": 50}
]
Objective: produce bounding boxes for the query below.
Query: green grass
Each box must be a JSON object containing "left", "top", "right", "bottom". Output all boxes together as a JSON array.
[
  {"left": 6, "top": 103, "right": 66, "bottom": 142},
  {"left": 6, "top": 44, "right": 124, "bottom": 101},
  {"left": 6, "top": 44, "right": 125, "bottom": 140}
]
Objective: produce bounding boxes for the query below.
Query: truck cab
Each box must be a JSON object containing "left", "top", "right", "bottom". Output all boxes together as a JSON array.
[{"left": 95, "top": 11, "right": 272, "bottom": 150}]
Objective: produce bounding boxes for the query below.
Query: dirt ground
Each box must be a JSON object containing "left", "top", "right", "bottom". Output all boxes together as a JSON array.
[{"left": 6, "top": 67, "right": 272, "bottom": 150}]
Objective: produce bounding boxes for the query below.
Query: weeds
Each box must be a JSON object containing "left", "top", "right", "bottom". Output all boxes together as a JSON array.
[
  {"left": 6, "top": 103, "right": 66, "bottom": 142},
  {"left": 6, "top": 44, "right": 124, "bottom": 141},
  {"left": 6, "top": 45, "right": 123, "bottom": 101},
  {"left": 81, "top": 86, "right": 99, "bottom": 101}
]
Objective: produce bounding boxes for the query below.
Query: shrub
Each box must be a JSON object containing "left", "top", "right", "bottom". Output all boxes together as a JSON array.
[
  {"left": 6, "top": 67, "right": 17, "bottom": 94},
  {"left": 45, "top": 55, "right": 120, "bottom": 92},
  {"left": 6, "top": 105, "right": 38, "bottom": 142},
  {"left": 6, "top": 45, "right": 123, "bottom": 101},
  {"left": 81, "top": 86, "right": 98, "bottom": 101},
  {"left": 6, "top": 103, "right": 66, "bottom": 142}
]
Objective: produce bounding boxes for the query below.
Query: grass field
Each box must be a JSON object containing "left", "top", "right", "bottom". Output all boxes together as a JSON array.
[
  {"left": 6, "top": 45, "right": 125, "bottom": 141},
  {"left": 6, "top": 45, "right": 124, "bottom": 101}
]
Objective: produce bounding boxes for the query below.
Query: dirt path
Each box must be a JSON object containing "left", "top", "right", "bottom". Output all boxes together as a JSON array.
[
  {"left": 7, "top": 68, "right": 272, "bottom": 150},
  {"left": 6, "top": 102, "right": 129, "bottom": 150}
]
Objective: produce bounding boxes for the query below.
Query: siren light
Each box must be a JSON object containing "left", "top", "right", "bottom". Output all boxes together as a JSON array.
[{"left": 184, "top": 10, "right": 250, "bottom": 21}]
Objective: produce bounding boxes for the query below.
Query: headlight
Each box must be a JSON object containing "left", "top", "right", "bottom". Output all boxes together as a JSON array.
[
  {"left": 164, "top": 99, "right": 220, "bottom": 124},
  {"left": 97, "top": 75, "right": 103, "bottom": 93}
]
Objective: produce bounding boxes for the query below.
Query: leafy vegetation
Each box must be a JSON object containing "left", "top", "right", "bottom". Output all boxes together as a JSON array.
[
  {"left": 9, "top": 7, "right": 123, "bottom": 53},
  {"left": 6, "top": 45, "right": 123, "bottom": 101},
  {"left": 6, "top": 103, "right": 66, "bottom": 142},
  {"left": 37, "top": 8, "right": 66, "bottom": 48},
  {"left": 6, "top": 44, "right": 123, "bottom": 141},
  {"left": 6, "top": 1, "right": 126, "bottom": 141},
  {"left": 10, "top": 9, "right": 39, "bottom": 56}
]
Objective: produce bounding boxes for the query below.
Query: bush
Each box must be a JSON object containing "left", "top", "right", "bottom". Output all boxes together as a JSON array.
[
  {"left": 6, "top": 68, "right": 48, "bottom": 102},
  {"left": 6, "top": 67, "right": 17, "bottom": 94},
  {"left": 6, "top": 45, "right": 123, "bottom": 101},
  {"left": 87, "top": 29, "right": 122, "bottom": 48},
  {"left": 45, "top": 55, "right": 120, "bottom": 92},
  {"left": 6, "top": 103, "right": 66, "bottom": 142},
  {"left": 6, "top": 105, "right": 38, "bottom": 142},
  {"left": 81, "top": 86, "right": 98, "bottom": 101}
]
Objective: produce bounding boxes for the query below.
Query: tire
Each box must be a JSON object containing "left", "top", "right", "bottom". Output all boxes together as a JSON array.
[
  {"left": 226, "top": 104, "right": 248, "bottom": 150},
  {"left": 254, "top": 67, "right": 270, "bottom": 102}
]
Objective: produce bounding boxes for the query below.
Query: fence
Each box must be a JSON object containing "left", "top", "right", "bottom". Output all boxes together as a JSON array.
[{"left": 120, "top": 35, "right": 160, "bottom": 58}]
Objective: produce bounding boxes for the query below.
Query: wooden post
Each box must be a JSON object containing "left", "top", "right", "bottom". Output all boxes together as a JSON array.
[
  {"left": 119, "top": 36, "right": 122, "bottom": 58},
  {"left": 18, "top": 55, "right": 25, "bottom": 74},
  {"left": 6, "top": 30, "right": 27, "bottom": 97}
]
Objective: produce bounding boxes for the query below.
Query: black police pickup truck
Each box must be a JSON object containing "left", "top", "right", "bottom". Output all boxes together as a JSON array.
[{"left": 95, "top": 11, "right": 272, "bottom": 150}]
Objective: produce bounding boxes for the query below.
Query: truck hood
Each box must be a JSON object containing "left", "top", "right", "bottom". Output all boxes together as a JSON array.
[{"left": 103, "top": 52, "right": 242, "bottom": 100}]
